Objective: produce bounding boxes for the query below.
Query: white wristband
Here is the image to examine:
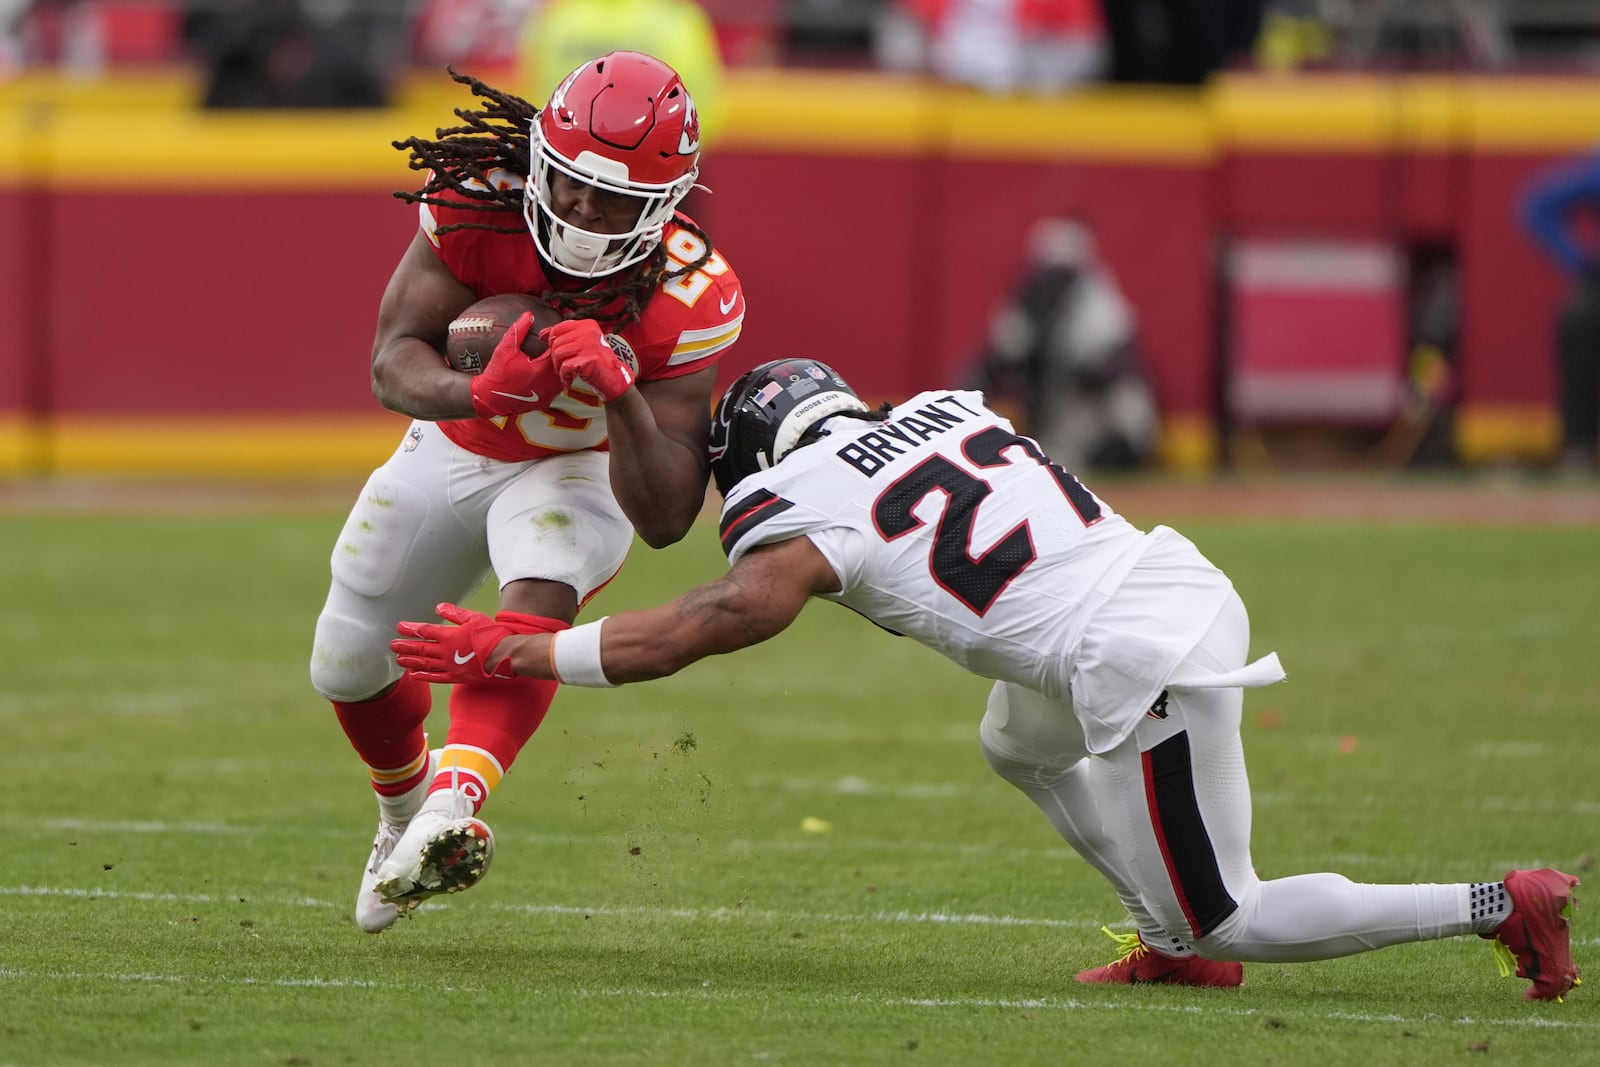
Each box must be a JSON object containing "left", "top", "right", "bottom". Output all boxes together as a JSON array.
[{"left": 550, "top": 618, "right": 616, "bottom": 688}]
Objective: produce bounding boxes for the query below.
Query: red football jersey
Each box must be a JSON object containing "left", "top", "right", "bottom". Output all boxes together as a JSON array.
[{"left": 419, "top": 185, "right": 744, "bottom": 463}]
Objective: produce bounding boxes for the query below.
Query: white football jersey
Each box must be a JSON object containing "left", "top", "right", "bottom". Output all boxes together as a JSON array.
[{"left": 719, "top": 390, "right": 1239, "bottom": 751}]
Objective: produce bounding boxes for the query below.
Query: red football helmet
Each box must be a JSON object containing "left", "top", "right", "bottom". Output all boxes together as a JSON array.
[{"left": 525, "top": 50, "right": 702, "bottom": 278}]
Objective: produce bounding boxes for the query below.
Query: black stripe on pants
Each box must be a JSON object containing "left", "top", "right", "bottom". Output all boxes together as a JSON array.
[{"left": 1142, "top": 730, "right": 1238, "bottom": 939}]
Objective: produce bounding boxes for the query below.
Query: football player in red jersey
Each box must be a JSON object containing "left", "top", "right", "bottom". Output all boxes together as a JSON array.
[{"left": 307, "top": 51, "right": 745, "bottom": 933}]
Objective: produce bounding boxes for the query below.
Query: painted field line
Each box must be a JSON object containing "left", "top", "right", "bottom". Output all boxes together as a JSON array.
[
  {"left": 1, "top": 885, "right": 335, "bottom": 908},
  {"left": 17, "top": 818, "right": 1585, "bottom": 879},
  {"left": 20, "top": 816, "right": 1079, "bottom": 859},
  {"left": 15, "top": 885, "right": 1600, "bottom": 948},
  {"left": 31, "top": 817, "right": 246, "bottom": 835},
  {"left": 752, "top": 774, "right": 966, "bottom": 799},
  {"left": 1, "top": 966, "right": 1593, "bottom": 1032},
  {"left": 0, "top": 966, "right": 388, "bottom": 990},
  {"left": 479, "top": 899, "right": 1104, "bottom": 929},
  {"left": 0, "top": 884, "right": 1101, "bottom": 929},
  {"left": 722, "top": 835, "right": 1071, "bottom": 858},
  {"left": 847, "top": 993, "right": 1600, "bottom": 1031}
]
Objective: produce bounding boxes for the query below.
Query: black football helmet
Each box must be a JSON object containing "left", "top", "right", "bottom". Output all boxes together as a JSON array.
[{"left": 709, "top": 358, "right": 869, "bottom": 496}]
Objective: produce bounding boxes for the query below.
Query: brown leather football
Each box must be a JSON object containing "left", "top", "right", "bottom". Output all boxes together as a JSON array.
[{"left": 444, "top": 293, "right": 563, "bottom": 375}]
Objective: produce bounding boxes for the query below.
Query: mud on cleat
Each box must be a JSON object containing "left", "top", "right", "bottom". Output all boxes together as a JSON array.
[
  {"left": 373, "top": 809, "right": 496, "bottom": 914},
  {"left": 1483, "top": 868, "right": 1582, "bottom": 1002},
  {"left": 1075, "top": 926, "right": 1243, "bottom": 987}
]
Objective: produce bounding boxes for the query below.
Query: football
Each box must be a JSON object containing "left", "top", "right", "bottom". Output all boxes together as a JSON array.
[{"left": 444, "top": 293, "right": 563, "bottom": 375}]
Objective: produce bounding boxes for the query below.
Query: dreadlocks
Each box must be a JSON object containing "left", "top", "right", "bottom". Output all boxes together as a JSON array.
[{"left": 391, "top": 68, "right": 713, "bottom": 329}]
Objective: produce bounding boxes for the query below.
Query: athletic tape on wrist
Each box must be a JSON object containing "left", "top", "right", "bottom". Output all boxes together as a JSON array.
[{"left": 550, "top": 618, "right": 615, "bottom": 687}]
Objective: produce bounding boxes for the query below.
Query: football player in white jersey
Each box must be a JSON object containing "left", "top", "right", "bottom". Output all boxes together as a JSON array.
[{"left": 391, "top": 358, "right": 1580, "bottom": 1000}]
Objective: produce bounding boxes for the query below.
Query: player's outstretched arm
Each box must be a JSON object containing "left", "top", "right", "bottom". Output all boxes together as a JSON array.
[
  {"left": 585, "top": 535, "right": 838, "bottom": 682},
  {"left": 392, "top": 536, "right": 839, "bottom": 685}
]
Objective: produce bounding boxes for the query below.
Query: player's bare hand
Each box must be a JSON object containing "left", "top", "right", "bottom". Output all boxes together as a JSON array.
[
  {"left": 469, "top": 312, "right": 546, "bottom": 418},
  {"left": 392, "top": 602, "right": 517, "bottom": 682},
  {"left": 540, "top": 319, "right": 636, "bottom": 401}
]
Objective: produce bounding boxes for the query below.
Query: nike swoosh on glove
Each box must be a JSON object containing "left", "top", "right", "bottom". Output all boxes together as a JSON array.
[
  {"left": 540, "top": 319, "right": 636, "bottom": 402},
  {"left": 392, "top": 602, "right": 517, "bottom": 682},
  {"left": 468, "top": 312, "right": 546, "bottom": 418}
]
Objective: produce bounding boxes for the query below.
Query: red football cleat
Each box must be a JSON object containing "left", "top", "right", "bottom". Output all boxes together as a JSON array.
[
  {"left": 1075, "top": 928, "right": 1243, "bottom": 987},
  {"left": 1483, "top": 868, "right": 1582, "bottom": 1002}
]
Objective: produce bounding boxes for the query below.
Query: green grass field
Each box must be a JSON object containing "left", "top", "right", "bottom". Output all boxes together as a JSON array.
[{"left": 2, "top": 482, "right": 1596, "bottom": 1066}]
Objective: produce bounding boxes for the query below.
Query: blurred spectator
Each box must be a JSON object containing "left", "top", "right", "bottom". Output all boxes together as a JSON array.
[
  {"left": 0, "top": 0, "right": 29, "bottom": 74},
  {"left": 182, "top": 0, "right": 404, "bottom": 108},
  {"left": 704, "top": 0, "right": 782, "bottom": 66},
  {"left": 1253, "top": 0, "right": 1331, "bottom": 73},
  {"left": 1380, "top": 247, "right": 1460, "bottom": 470},
  {"left": 8, "top": 0, "right": 110, "bottom": 76},
  {"left": 2, "top": 0, "right": 193, "bottom": 74},
  {"left": 875, "top": 0, "right": 1106, "bottom": 92},
  {"left": 1522, "top": 152, "right": 1600, "bottom": 473},
  {"left": 1102, "top": 0, "right": 1264, "bottom": 85},
  {"left": 516, "top": 0, "right": 724, "bottom": 148},
  {"left": 782, "top": 0, "right": 879, "bottom": 68},
  {"left": 411, "top": 0, "right": 527, "bottom": 77},
  {"left": 966, "top": 217, "right": 1159, "bottom": 472}
]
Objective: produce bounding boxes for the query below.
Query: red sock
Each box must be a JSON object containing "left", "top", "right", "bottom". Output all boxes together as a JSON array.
[
  {"left": 430, "top": 613, "right": 568, "bottom": 807},
  {"left": 332, "top": 673, "right": 432, "bottom": 793}
]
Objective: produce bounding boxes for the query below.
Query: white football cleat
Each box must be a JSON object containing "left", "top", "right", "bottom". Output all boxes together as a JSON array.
[
  {"left": 354, "top": 748, "right": 440, "bottom": 934},
  {"left": 372, "top": 790, "right": 495, "bottom": 917}
]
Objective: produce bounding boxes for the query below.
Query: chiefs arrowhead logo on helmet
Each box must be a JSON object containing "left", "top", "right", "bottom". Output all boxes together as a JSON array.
[{"left": 678, "top": 95, "right": 700, "bottom": 157}]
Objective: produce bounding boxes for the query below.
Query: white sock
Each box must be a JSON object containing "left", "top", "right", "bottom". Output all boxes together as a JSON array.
[{"left": 1468, "top": 881, "right": 1511, "bottom": 934}]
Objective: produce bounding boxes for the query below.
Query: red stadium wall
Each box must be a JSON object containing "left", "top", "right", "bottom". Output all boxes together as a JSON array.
[
  {"left": 1460, "top": 153, "right": 1566, "bottom": 414},
  {"left": 707, "top": 152, "right": 1216, "bottom": 419},
  {"left": 0, "top": 70, "right": 1593, "bottom": 476},
  {"left": 45, "top": 190, "right": 395, "bottom": 415}
]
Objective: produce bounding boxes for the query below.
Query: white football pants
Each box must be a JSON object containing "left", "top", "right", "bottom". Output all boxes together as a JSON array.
[
  {"left": 980, "top": 589, "right": 1477, "bottom": 962},
  {"left": 309, "top": 421, "right": 635, "bottom": 703}
]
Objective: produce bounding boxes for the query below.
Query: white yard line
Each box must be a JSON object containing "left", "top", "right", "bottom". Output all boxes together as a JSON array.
[
  {"left": 0, "top": 966, "right": 386, "bottom": 989},
  {"left": 10, "top": 884, "right": 1599, "bottom": 948},
  {"left": 748, "top": 774, "right": 967, "bottom": 798},
  {"left": 0, "top": 965, "right": 1594, "bottom": 1031},
  {"left": 21, "top": 816, "right": 1080, "bottom": 858},
  {"left": 18, "top": 817, "right": 1588, "bottom": 875},
  {"left": 480, "top": 899, "right": 1104, "bottom": 928},
  {"left": 1, "top": 885, "right": 334, "bottom": 907},
  {"left": 0, "top": 884, "right": 1098, "bottom": 928},
  {"left": 35, "top": 817, "right": 247, "bottom": 834}
]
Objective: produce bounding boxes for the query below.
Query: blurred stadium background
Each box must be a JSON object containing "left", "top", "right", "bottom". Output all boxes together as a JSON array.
[
  {"left": 4, "top": 0, "right": 1600, "bottom": 482},
  {"left": 5, "top": 8, "right": 1599, "bottom": 1063}
]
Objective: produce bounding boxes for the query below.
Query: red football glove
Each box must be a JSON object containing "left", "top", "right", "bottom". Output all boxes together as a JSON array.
[
  {"left": 468, "top": 312, "right": 545, "bottom": 418},
  {"left": 540, "top": 319, "right": 636, "bottom": 401},
  {"left": 392, "top": 602, "right": 517, "bottom": 683}
]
